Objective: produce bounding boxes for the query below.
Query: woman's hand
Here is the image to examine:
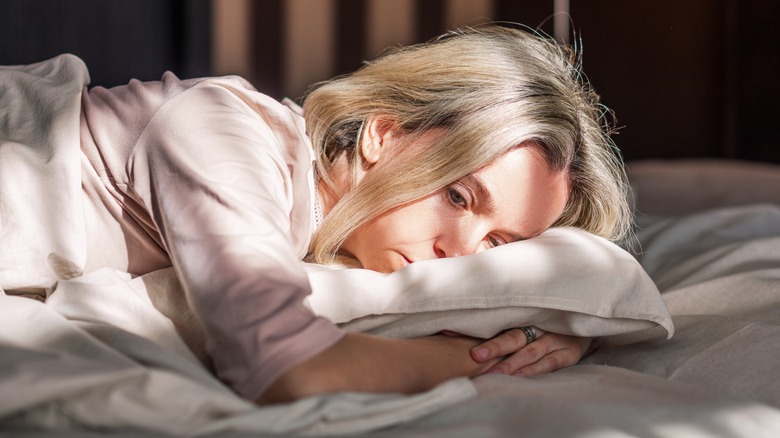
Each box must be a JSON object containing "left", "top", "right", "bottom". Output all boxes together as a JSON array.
[{"left": 469, "top": 329, "right": 593, "bottom": 376}]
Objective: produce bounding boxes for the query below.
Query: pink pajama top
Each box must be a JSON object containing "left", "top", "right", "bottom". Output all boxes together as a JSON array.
[{"left": 0, "top": 54, "right": 343, "bottom": 400}]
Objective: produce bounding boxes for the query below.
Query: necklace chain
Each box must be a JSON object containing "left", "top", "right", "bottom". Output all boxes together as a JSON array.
[{"left": 313, "top": 171, "right": 324, "bottom": 229}]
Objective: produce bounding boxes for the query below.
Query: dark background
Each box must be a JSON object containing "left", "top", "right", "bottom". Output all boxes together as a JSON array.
[{"left": 1, "top": 0, "right": 778, "bottom": 163}]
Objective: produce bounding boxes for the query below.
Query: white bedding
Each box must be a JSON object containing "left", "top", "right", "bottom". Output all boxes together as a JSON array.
[
  {"left": 0, "top": 225, "right": 672, "bottom": 436},
  {"left": 3, "top": 160, "right": 780, "bottom": 436},
  {"left": 0, "top": 59, "right": 778, "bottom": 435}
]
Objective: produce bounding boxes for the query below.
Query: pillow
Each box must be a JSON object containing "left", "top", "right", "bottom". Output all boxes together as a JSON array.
[
  {"left": 628, "top": 159, "right": 780, "bottom": 219},
  {"left": 304, "top": 227, "right": 673, "bottom": 343}
]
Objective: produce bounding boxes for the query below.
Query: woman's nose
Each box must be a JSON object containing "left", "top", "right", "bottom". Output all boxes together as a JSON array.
[{"left": 433, "top": 228, "right": 482, "bottom": 259}]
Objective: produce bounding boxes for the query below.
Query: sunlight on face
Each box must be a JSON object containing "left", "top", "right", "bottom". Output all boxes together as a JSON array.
[{"left": 341, "top": 145, "right": 570, "bottom": 273}]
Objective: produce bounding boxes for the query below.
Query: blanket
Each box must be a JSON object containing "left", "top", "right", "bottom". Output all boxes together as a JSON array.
[
  {"left": 0, "top": 272, "right": 475, "bottom": 436},
  {"left": 2, "top": 203, "right": 780, "bottom": 436}
]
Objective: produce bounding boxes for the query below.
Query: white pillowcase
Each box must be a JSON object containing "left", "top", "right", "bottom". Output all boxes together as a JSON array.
[{"left": 304, "top": 227, "right": 673, "bottom": 342}]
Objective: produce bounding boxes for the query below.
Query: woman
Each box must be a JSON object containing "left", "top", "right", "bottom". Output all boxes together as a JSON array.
[{"left": 0, "top": 25, "right": 630, "bottom": 403}]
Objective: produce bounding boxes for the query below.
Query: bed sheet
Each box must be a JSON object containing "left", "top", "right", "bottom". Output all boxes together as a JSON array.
[
  {"left": 378, "top": 200, "right": 780, "bottom": 437},
  {"left": 2, "top": 161, "right": 780, "bottom": 437}
]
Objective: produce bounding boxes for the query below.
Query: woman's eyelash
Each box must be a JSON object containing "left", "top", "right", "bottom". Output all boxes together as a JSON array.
[
  {"left": 447, "top": 187, "right": 467, "bottom": 207},
  {"left": 488, "top": 235, "right": 508, "bottom": 248}
]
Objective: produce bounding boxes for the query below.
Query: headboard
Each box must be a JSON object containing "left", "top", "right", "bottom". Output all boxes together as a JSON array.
[{"left": 2, "top": 0, "right": 778, "bottom": 163}]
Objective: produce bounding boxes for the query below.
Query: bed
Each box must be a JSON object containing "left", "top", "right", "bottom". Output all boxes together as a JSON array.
[
  {"left": 3, "top": 61, "right": 780, "bottom": 437},
  {"left": 2, "top": 161, "right": 780, "bottom": 437}
]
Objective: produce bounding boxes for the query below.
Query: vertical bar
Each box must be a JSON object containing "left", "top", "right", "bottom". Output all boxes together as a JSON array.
[
  {"left": 251, "top": 0, "right": 284, "bottom": 97},
  {"left": 284, "top": 0, "right": 335, "bottom": 99},
  {"left": 721, "top": 0, "right": 739, "bottom": 159},
  {"left": 181, "top": 0, "right": 212, "bottom": 78},
  {"left": 417, "top": 0, "right": 446, "bottom": 42},
  {"left": 494, "top": 0, "right": 554, "bottom": 36},
  {"left": 211, "top": 0, "right": 252, "bottom": 78},
  {"left": 445, "top": 0, "right": 494, "bottom": 31},
  {"left": 366, "top": 0, "right": 415, "bottom": 58},
  {"left": 336, "top": 0, "right": 367, "bottom": 76},
  {"left": 553, "top": 0, "right": 570, "bottom": 44}
]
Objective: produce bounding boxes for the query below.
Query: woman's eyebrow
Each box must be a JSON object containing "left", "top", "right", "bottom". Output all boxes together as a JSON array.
[
  {"left": 463, "top": 174, "right": 527, "bottom": 242},
  {"left": 463, "top": 174, "right": 495, "bottom": 213}
]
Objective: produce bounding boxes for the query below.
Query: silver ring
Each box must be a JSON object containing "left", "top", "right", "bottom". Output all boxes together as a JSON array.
[{"left": 519, "top": 326, "right": 536, "bottom": 344}]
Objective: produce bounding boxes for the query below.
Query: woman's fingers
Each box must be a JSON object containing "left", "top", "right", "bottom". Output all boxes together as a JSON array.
[
  {"left": 512, "top": 350, "right": 573, "bottom": 377},
  {"left": 470, "top": 327, "right": 545, "bottom": 362},
  {"left": 484, "top": 334, "right": 552, "bottom": 375},
  {"left": 483, "top": 333, "right": 592, "bottom": 376}
]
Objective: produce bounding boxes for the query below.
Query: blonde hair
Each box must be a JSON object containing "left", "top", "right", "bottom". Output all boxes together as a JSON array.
[{"left": 303, "top": 24, "right": 631, "bottom": 264}]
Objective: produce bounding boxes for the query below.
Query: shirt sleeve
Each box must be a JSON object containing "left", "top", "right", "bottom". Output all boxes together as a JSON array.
[{"left": 126, "top": 81, "right": 343, "bottom": 400}]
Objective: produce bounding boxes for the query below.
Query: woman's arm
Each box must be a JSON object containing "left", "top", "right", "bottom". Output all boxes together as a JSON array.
[
  {"left": 259, "top": 330, "right": 592, "bottom": 403},
  {"left": 131, "top": 82, "right": 345, "bottom": 400},
  {"left": 259, "top": 332, "right": 500, "bottom": 403}
]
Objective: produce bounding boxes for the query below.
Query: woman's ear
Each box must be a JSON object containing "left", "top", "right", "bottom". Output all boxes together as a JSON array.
[{"left": 360, "top": 115, "right": 397, "bottom": 165}]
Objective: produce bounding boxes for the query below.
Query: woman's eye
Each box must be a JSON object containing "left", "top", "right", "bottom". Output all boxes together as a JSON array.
[
  {"left": 488, "top": 236, "right": 502, "bottom": 248},
  {"left": 447, "top": 187, "right": 467, "bottom": 207}
]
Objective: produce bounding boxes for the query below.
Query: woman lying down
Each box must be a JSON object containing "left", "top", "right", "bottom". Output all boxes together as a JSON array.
[{"left": 0, "top": 25, "right": 631, "bottom": 404}]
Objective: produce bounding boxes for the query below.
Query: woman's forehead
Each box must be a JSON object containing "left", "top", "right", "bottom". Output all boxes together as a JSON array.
[{"left": 472, "top": 147, "right": 569, "bottom": 240}]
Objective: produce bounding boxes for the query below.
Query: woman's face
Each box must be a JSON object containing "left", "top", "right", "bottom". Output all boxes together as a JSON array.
[{"left": 340, "top": 131, "right": 570, "bottom": 273}]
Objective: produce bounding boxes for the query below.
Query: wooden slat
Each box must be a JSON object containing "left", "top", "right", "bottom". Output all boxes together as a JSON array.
[
  {"left": 250, "top": 0, "right": 284, "bottom": 97},
  {"left": 494, "top": 0, "right": 554, "bottom": 36},
  {"left": 417, "top": 0, "right": 446, "bottom": 42}
]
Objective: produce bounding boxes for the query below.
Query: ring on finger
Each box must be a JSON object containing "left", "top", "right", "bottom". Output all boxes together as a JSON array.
[{"left": 519, "top": 326, "right": 537, "bottom": 344}]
